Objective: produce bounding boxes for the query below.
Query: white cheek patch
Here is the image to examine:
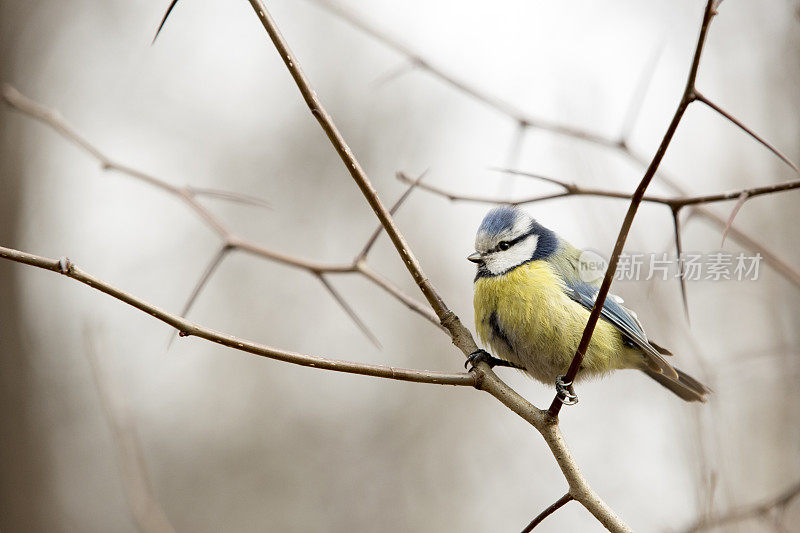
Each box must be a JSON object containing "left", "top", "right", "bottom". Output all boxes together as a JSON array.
[{"left": 483, "top": 234, "right": 539, "bottom": 275}]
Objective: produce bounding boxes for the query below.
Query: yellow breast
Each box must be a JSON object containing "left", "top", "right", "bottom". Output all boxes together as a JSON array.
[{"left": 473, "top": 261, "right": 629, "bottom": 383}]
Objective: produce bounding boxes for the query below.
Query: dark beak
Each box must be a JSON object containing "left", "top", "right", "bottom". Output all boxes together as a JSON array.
[{"left": 467, "top": 252, "right": 482, "bottom": 263}]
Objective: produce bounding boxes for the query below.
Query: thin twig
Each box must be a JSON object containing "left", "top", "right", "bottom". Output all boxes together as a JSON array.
[
  {"left": 507, "top": 168, "right": 800, "bottom": 288},
  {"left": 308, "top": 0, "right": 800, "bottom": 183},
  {"left": 143, "top": 1, "right": 794, "bottom": 530},
  {"left": 404, "top": 163, "right": 800, "bottom": 292},
  {"left": 521, "top": 493, "right": 574, "bottom": 532},
  {"left": 153, "top": 1, "right": 635, "bottom": 529},
  {"left": 670, "top": 177, "right": 800, "bottom": 208},
  {"left": 1, "top": 241, "right": 629, "bottom": 530},
  {"left": 2, "top": 246, "right": 475, "bottom": 387},
  {"left": 405, "top": 165, "right": 800, "bottom": 305},
  {"left": 178, "top": 245, "right": 233, "bottom": 319},
  {"left": 246, "top": 0, "right": 452, "bottom": 320},
  {"left": 306, "top": 0, "right": 621, "bottom": 149},
  {"left": 623, "top": 149, "right": 800, "bottom": 281},
  {"left": 1, "top": 83, "right": 439, "bottom": 336},
  {"left": 307, "top": 0, "right": 800, "bottom": 293},
  {"left": 403, "top": 169, "right": 673, "bottom": 205},
  {"left": 167, "top": 244, "right": 233, "bottom": 349},
  {"left": 548, "top": 0, "right": 719, "bottom": 418},
  {"left": 429, "top": 164, "right": 800, "bottom": 212}
]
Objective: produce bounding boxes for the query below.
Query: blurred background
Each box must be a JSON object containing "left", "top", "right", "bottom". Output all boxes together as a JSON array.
[{"left": 1, "top": 0, "right": 799, "bottom": 531}]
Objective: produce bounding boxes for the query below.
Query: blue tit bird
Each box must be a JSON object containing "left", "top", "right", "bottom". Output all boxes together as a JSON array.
[{"left": 467, "top": 205, "right": 709, "bottom": 403}]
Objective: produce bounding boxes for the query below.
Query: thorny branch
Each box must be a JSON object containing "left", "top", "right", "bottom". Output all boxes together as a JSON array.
[
  {"left": 396, "top": 165, "right": 800, "bottom": 308},
  {"left": 243, "top": 0, "right": 630, "bottom": 529},
  {"left": 0, "top": 246, "right": 475, "bottom": 387},
  {"left": 548, "top": 0, "right": 718, "bottom": 416},
  {"left": 310, "top": 0, "right": 800, "bottom": 294},
  {"left": 2, "top": 0, "right": 795, "bottom": 531},
  {"left": 401, "top": 168, "right": 800, "bottom": 213},
  {"left": 351, "top": 0, "right": 799, "bottom": 522},
  {"left": 0, "top": 83, "right": 441, "bottom": 342},
  {"left": 11, "top": 0, "right": 635, "bottom": 531}
]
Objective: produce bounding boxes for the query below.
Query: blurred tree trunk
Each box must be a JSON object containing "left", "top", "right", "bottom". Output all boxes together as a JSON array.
[{"left": 0, "top": 2, "right": 48, "bottom": 530}]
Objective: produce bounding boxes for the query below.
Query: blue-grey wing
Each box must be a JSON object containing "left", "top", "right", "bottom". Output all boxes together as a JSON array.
[{"left": 562, "top": 279, "right": 678, "bottom": 378}]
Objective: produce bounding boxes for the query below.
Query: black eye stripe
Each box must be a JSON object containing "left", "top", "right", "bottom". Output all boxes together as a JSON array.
[{"left": 494, "top": 230, "right": 535, "bottom": 252}]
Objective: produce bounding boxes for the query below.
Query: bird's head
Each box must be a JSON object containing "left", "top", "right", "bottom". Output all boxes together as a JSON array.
[{"left": 468, "top": 205, "right": 558, "bottom": 277}]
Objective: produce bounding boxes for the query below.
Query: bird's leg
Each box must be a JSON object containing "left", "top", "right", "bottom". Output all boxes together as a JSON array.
[
  {"left": 465, "top": 349, "right": 523, "bottom": 370},
  {"left": 555, "top": 375, "right": 579, "bottom": 405}
]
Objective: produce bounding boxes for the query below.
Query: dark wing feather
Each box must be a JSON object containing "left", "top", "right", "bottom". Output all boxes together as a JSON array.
[{"left": 563, "top": 279, "right": 679, "bottom": 379}]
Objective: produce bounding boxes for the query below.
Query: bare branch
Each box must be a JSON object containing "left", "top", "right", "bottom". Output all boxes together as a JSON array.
[
  {"left": 506, "top": 166, "right": 800, "bottom": 289},
  {"left": 1, "top": 83, "right": 229, "bottom": 237},
  {"left": 312, "top": 0, "right": 798, "bottom": 181},
  {"left": 306, "top": 0, "right": 620, "bottom": 149},
  {"left": 549, "top": 0, "right": 719, "bottom": 418},
  {"left": 397, "top": 172, "right": 536, "bottom": 204},
  {"left": 2, "top": 246, "right": 476, "bottom": 387},
  {"left": 1, "top": 85, "right": 163, "bottom": 191},
  {"left": 153, "top": 2, "right": 637, "bottom": 529},
  {"left": 5, "top": 0, "right": 793, "bottom": 530},
  {"left": 1, "top": 83, "right": 439, "bottom": 333},
  {"left": 304, "top": 0, "right": 800, "bottom": 296},
  {"left": 626, "top": 160, "right": 800, "bottom": 288},
  {"left": 401, "top": 166, "right": 800, "bottom": 299},
  {"left": 155, "top": 0, "right": 800, "bottom": 300},
  {"left": 4, "top": 237, "right": 631, "bottom": 530},
  {"left": 247, "top": 1, "right": 454, "bottom": 322},
  {"left": 478, "top": 377, "right": 630, "bottom": 532},
  {"left": 178, "top": 245, "right": 233, "bottom": 319},
  {"left": 670, "top": 177, "right": 800, "bottom": 208},
  {"left": 167, "top": 245, "right": 233, "bottom": 349},
  {"left": 84, "top": 327, "right": 176, "bottom": 533},
  {"left": 521, "top": 493, "right": 574, "bottom": 532},
  {"left": 409, "top": 169, "right": 674, "bottom": 205}
]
